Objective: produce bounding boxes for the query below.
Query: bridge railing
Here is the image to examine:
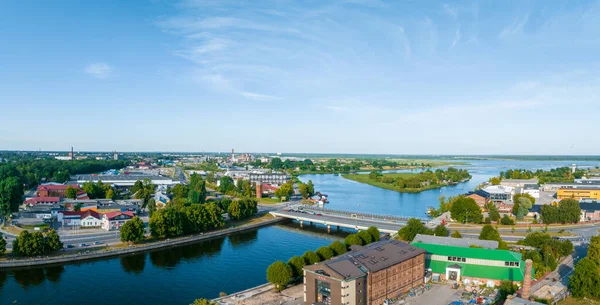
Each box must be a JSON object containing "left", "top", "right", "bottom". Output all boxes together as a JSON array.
[{"left": 300, "top": 206, "right": 429, "bottom": 222}]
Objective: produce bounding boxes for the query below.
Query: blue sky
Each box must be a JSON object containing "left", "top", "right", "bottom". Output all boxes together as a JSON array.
[{"left": 1, "top": 0, "right": 599, "bottom": 154}]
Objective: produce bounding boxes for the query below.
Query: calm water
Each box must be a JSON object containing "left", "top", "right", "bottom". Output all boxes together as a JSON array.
[
  {"left": 2, "top": 159, "right": 599, "bottom": 304},
  {"left": 0, "top": 223, "right": 349, "bottom": 305},
  {"left": 299, "top": 160, "right": 600, "bottom": 217}
]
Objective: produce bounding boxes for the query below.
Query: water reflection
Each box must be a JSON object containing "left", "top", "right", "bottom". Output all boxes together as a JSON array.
[
  {"left": 9, "top": 266, "right": 66, "bottom": 289},
  {"left": 121, "top": 253, "right": 146, "bottom": 274},
  {"left": 149, "top": 237, "right": 226, "bottom": 268},
  {"left": 227, "top": 229, "right": 258, "bottom": 247}
]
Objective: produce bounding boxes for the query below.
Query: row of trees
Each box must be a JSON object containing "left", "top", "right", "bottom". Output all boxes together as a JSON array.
[
  {"left": 120, "top": 216, "right": 146, "bottom": 244},
  {"left": 518, "top": 232, "right": 574, "bottom": 278},
  {"left": 149, "top": 204, "right": 224, "bottom": 238},
  {"left": 266, "top": 227, "right": 381, "bottom": 291},
  {"left": 131, "top": 178, "right": 157, "bottom": 207},
  {"left": 227, "top": 198, "right": 258, "bottom": 220},
  {"left": 397, "top": 219, "right": 449, "bottom": 242},
  {"left": 274, "top": 181, "right": 294, "bottom": 200},
  {"left": 12, "top": 230, "right": 63, "bottom": 257},
  {"left": 570, "top": 236, "right": 600, "bottom": 299},
  {"left": 499, "top": 167, "right": 584, "bottom": 183},
  {"left": 367, "top": 168, "right": 471, "bottom": 190},
  {"left": 297, "top": 180, "right": 315, "bottom": 199},
  {"left": 540, "top": 199, "right": 581, "bottom": 224}
]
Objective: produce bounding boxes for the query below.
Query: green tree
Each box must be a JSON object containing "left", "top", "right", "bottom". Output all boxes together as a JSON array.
[
  {"left": 513, "top": 193, "right": 536, "bottom": 205},
  {"left": 298, "top": 183, "right": 309, "bottom": 199},
  {"left": 0, "top": 176, "right": 22, "bottom": 224},
  {"left": 558, "top": 240, "right": 574, "bottom": 258},
  {"left": 358, "top": 230, "right": 373, "bottom": 244},
  {"left": 500, "top": 214, "right": 515, "bottom": 225},
  {"left": 307, "top": 180, "right": 315, "bottom": 197},
  {"left": 485, "top": 202, "right": 501, "bottom": 222},
  {"left": 344, "top": 234, "right": 364, "bottom": 247},
  {"left": 316, "top": 246, "right": 334, "bottom": 261},
  {"left": 329, "top": 241, "right": 347, "bottom": 256},
  {"left": 189, "top": 298, "right": 218, "bottom": 305},
  {"left": 266, "top": 261, "right": 292, "bottom": 291},
  {"left": 569, "top": 257, "right": 600, "bottom": 298},
  {"left": 302, "top": 251, "right": 321, "bottom": 265},
  {"left": 218, "top": 176, "right": 235, "bottom": 193},
  {"left": 147, "top": 198, "right": 157, "bottom": 217},
  {"left": 120, "top": 216, "right": 145, "bottom": 244},
  {"left": 0, "top": 232, "right": 6, "bottom": 255},
  {"left": 106, "top": 188, "right": 116, "bottom": 200},
  {"left": 450, "top": 197, "right": 483, "bottom": 223},
  {"left": 433, "top": 224, "right": 449, "bottom": 237},
  {"left": 558, "top": 198, "right": 581, "bottom": 224},
  {"left": 274, "top": 182, "right": 294, "bottom": 201},
  {"left": 45, "top": 229, "right": 63, "bottom": 252},
  {"left": 366, "top": 226, "right": 380, "bottom": 242},
  {"left": 479, "top": 224, "right": 501, "bottom": 242},
  {"left": 288, "top": 256, "right": 306, "bottom": 279},
  {"left": 498, "top": 280, "right": 518, "bottom": 300},
  {"left": 489, "top": 177, "right": 501, "bottom": 185},
  {"left": 398, "top": 218, "right": 433, "bottom": 241},
  {"left": 65, "top": 186, "right": 78, "bottom": 199},
  {"left": 451, "top": 231, "right": 462, "bottom": 238},
  {"left": 269, "top": 158, "right": 283, "bottom": 170},
  {"left": 588, "top": 236, "right": 600, "bottom": 265}
]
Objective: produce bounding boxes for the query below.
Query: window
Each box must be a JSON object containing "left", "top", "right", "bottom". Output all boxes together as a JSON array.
[
  {"left": 462, "top": 258, "right": 466, "bottom": 262},
  {"left": 505, "top": 262, "right": 510, "bottom": 266}
]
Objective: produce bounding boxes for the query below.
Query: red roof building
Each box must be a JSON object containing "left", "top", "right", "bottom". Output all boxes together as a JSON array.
[
  {"left": 37, "top": 184, "right": 79, "bottom": 198},
  {"left": 24, "top": 197, "right": 60, "bottom": 206},
  {"left": 101, "top": 211, "right": 135, "bottom": 231}
]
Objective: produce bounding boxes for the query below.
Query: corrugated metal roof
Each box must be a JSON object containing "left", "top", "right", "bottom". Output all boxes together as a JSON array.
[
  {"left": 412, "top": 242, "right": 522, "bottom": 261},
  {"left": 426, "top": 259, "right": 529, "bottom": 281},
  {"left": 412, "top": 234, "right": 498, "bottom": 249}
]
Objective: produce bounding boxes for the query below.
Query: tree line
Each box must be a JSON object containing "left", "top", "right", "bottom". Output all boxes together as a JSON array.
[
  {"left": 499, "top": 167, "right": 584, "bottom": 184},
  {"left": 368, "top": 168, "right": 471, "bottom": 190},
  {"left": 266, "top": 227, "right": 381, "bottom": 291},
  {"left": 570, "top": 236, "right": 600, "bottom": 300},
  {"left": 11, "top": 230, "right": 63, "bottom": 257},
  {"left": 517, "top": 232, "right": 573, "bottom": 278},
  {"left": 149, "top": 203, "right": 224, "bottom": 239}
]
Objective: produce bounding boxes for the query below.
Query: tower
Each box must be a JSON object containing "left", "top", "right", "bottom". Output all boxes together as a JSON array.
[
  {"left": 521, "top": 259, "right": 533, "bottom": 300},
  {"left": 572, "top": 164, "right": 577, "bottom": 173},
  {"left": 231, "top": 148, "right": 235, "bottom": 161},
  {"left": 255, "top": 182, "right": 262, "bottom": 198},
  {"left": 69, "top": 146, "right": 74, "bottom": 160}
]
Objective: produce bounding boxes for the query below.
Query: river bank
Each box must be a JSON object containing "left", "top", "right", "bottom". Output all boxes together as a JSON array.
[
  {"left": 0, "top": 216, "right": 287, "bottom": 269},
  {"left": 341, "top": 173, "right": 470, "bottom": 193}
]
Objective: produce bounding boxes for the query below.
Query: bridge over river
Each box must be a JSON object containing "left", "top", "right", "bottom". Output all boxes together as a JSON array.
[{"left": 270, "top": 206, "right": 430, "bottom": 234}]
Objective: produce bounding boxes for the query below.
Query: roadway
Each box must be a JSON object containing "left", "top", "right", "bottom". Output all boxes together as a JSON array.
[{"left": 270, "top": 209, "right": 407, "bottom": 233}]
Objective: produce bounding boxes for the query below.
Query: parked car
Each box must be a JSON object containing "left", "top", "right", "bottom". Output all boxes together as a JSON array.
[
  {"left": 93, "top": 241, "right": 102, "bottom": 245},
  {"left": 79, "top": 243, "right": 89, "bottom": 247},
  {"left": 66, "top": 244, "right": 75, "bottom": 249}
]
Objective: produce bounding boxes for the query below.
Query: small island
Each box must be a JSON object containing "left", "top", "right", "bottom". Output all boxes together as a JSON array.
[{"left": 342, "top": 167, "right": 471, "bottom": 193}]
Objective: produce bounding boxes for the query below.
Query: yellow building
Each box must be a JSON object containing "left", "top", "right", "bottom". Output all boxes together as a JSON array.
[{"left": 557, "top": 188, "right": 600, "bottom": 200}]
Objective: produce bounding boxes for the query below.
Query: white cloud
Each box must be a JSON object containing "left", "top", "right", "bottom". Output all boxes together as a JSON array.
[
  {"left": 442, "top": 4, "right": 458, "bottom": 20},
  {"left": 85, "top": 63, "right": 112, "bottom": 79},
  {"left": 240, "top": 92, "right": 279, "bottom": 101},
  {"left": 499, "top": 14, "right": 529, "bottom": 39},
  {"left": 450, "top": 29, "right": 460, "bottom": 49}
]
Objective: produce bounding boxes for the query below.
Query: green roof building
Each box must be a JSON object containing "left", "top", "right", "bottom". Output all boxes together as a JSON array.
[{"left": 412, "top": 242, "right": 532, "bottom": 287}]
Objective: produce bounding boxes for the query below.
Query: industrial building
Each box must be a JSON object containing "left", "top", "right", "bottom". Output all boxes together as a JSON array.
[
  {"left": 412, "top": 242, "right": 530, "bottom": 287},
  {"left": 248, "top": 172, "right": 291, "bottom": 185},
  {"left": 303, "top": 240, "right": 425, "bottom": 305},
  {"left": 557, "top": 188, "right": 600, "bottom": 200},
  {"left": 71, "top": 174, "right": 179, "bottom": 187}
]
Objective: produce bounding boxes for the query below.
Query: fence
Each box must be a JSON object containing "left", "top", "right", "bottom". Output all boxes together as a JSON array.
[{"left": 0, "top": 217, "right": 287, "bottom": 269}]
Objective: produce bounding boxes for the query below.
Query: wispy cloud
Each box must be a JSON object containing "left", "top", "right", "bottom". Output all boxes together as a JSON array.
[
  {"left": 85, "top": 63, "right": 112, "bottom": 79},
  {"left": 442, "top": 3, "right": 458, "bottom": 20},
  {"left": 241, "top": 92, "right": 279, "bottom": 101},
  {"left": 450, "top": 29, "right": 460, "bottom": 49},
  {"left": 499, "top": 14, "right": 529, "bottom": 39}
]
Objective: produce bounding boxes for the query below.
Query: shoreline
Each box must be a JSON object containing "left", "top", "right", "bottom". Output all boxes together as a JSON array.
[
  {"left": 341, "top": 174, "right": 471, "bottom": 194},
  {"left": 0, "top": 217, "right": 288, "bottom": 270}
]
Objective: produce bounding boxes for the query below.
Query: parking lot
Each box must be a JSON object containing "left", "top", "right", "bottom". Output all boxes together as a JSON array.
[{"left": 401, "top": 284, "right": 463, "bottom": 305}]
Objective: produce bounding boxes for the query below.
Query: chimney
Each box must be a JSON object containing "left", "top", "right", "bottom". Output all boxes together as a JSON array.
[
  {"left": 255, "top": 182, "right": 262, "bottom": 198},
  {"left": 521, "top": 259, "right": 533, "bottom": 300},
  {"left": 232, "top": 148, "right": 235, "bottom": 161}
]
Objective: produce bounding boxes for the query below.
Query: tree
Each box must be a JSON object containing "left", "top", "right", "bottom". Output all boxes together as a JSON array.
[
  {"left": 479, "top": 224, "right": 501, "bottom": 242},
  {"left": 485, "top": 202, "right": 501, "bottom": 222},
  {"left": 298, "top": 183, "right": 309, "bottom": 199},
  {"left": 398, "top": 218, "right": 433, "bottom": 241},
  {"left": 45, "top": 229, "right": 63, "bottom": 252},
  {"left": 569, "top": 257, "right": 600, "bottom": 298},
  {"left": 120, "top": 216, "right": 145, "bottom": 244},
  {"left": 588, "top": 236, "right": 600, "bottom": 265},
  {"left": 266, "top": 261, "right": 292, "bottom": 291},
  {"left": 450, "top": 197, "right": 483, "bottom": 224},
  {"left": 366, "top": 226, "right": 380, "bottom": 242},
  {"left": 307, "top": 180, "right": 315, "bottom": 197},
  {"left": 316, "top": 246, "right": 334, "bottom": 261},
  {"left": 274, "top": 182, "right": 294, "bottom": 201},
  {"left": 358, "top": 230, "right": 373, "bottom": 244},
  {"left": 189, "top": 298, "right": 218, "bottom": 305},
  {"left": 0, "top": 176, "right": 22, "bottom": 224},
  {"left": 65, "top": 186, "right": 78, "bottom": 199},
  {"left": 433, "top": 224, "right": 449, "bottom": 237},
  {"left": 513, "top": 193, "right": 536, "bottom": 205},
  {"left": 558, "top": 198, "right": 581, "bottom": 224},
  {"left": 269, "top": 158, "right": 283, "bottom": 170},
  {"left": 0, "top": 232, "right": 6, "bottom": 255},
  {"left": 500, "top": 215, "right": 515, "bottom": 225},
  {"left": 489, "top": 177, "right": 501, "bottom": 185},
  {"left": 302, "top": 251, "right": 321, "bottom": 265},
  {"left": 344, "top": 234, "right": 364, "bottom": 247},
  {"left": 558, "top": 240, "right": 574, "bottom": 258},
  {"left": 512, "top": 197, "right": 532, "bottom": 220},
  {"left": 451, "top": 231, "right": 462, "bottom": 238},
  {"left": 218, "top": 176, "right": 235, "bottom": 193},
  {"left": 147, "top": 198, "right": 157, "bottom": 217},
  {"left": 105, "top": 188, "right": 116, "bottom": 200},
  {"left": 498, "top": 280, "right": 518, "bottom": 300},
  {"left": 329, "top": 241, "right": 347, "bottom": 256},
  {"left": 288, "top": 256, "right": 306, "bottom": 279}
]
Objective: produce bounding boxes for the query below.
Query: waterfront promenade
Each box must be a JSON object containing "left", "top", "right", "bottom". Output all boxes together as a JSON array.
[{"left": 0, "top": 216, "right": 286, "bottom": 269}]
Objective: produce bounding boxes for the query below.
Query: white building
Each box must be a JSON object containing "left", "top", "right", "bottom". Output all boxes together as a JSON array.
[
  {"left": 102, "top": 211, "right": 135, "bottom": 231},
  {"left": 522, "top": 184, "right": 540, "bottom": 199}
]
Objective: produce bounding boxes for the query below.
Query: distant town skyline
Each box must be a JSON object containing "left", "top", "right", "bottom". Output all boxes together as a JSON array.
[{"left": 1, "top": 1, "right": 600, "bottom": 154}]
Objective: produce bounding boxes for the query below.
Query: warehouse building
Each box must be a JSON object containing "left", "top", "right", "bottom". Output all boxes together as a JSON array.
[
  {"left": 303, "top": 240, "right": 425, "bottom": 305},
  {"left": 412, "top": 242, "right": 530, "bottom": 287}
]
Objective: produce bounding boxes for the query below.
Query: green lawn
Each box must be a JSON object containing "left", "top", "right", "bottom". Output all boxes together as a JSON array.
[
  {"left": 558, "top": 297, "right": 600, "bottom": 305},
  {"left": 258, "top": 197, "right": 281, "bottom": 204}
]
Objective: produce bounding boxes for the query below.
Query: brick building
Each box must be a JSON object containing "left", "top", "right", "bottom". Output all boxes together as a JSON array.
[
  {"left": 303, "top": 240, "right": 425, "bottom": 305},
  {"left": 37, "top": 184, "right": 77, "bottom": 198},
  {"left": 465, "top": 190, "right": 491, "bottom": 208}
]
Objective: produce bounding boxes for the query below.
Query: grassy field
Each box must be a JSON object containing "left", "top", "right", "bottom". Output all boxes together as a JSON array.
[
  {"left": 258, "top": 197, "right": 281, "bottom": 204},
  {"left": 558, "top": 297, "right": 600, "bottom": 305},
  {"left": 342, "top": 173, "right": 447, "bottom": 193}
]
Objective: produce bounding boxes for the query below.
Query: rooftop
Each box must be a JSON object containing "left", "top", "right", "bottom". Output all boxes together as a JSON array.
[
  {"left": 412, "top": 242, "right": 523, "bottom": 262},
  {"left": 412, "top": 234, "right": 498, "bottom": 249}
]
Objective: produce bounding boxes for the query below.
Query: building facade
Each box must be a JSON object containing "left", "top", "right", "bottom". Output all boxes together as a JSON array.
[
  {"left": 412, "top": 242, "right": 530, "bottom": 287},
  {"left": 101, "top": 211, "right": 135, "bottom": 231},
  {"left": 465, "top": 190, "right": 491, "bottom": 208},
  {"left": 248, "top": 173, "right": 291, "bottom": 186},
  {"left": 303, "top": 240, "right": 425, "bottom": 305},
  {"left": 557, "top": 188, "right": 600, "bottom": 200}
]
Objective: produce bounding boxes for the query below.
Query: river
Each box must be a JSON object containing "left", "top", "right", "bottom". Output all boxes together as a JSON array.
[{"left": 2, "top": 159, "right": 598, "bottom": 304}]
